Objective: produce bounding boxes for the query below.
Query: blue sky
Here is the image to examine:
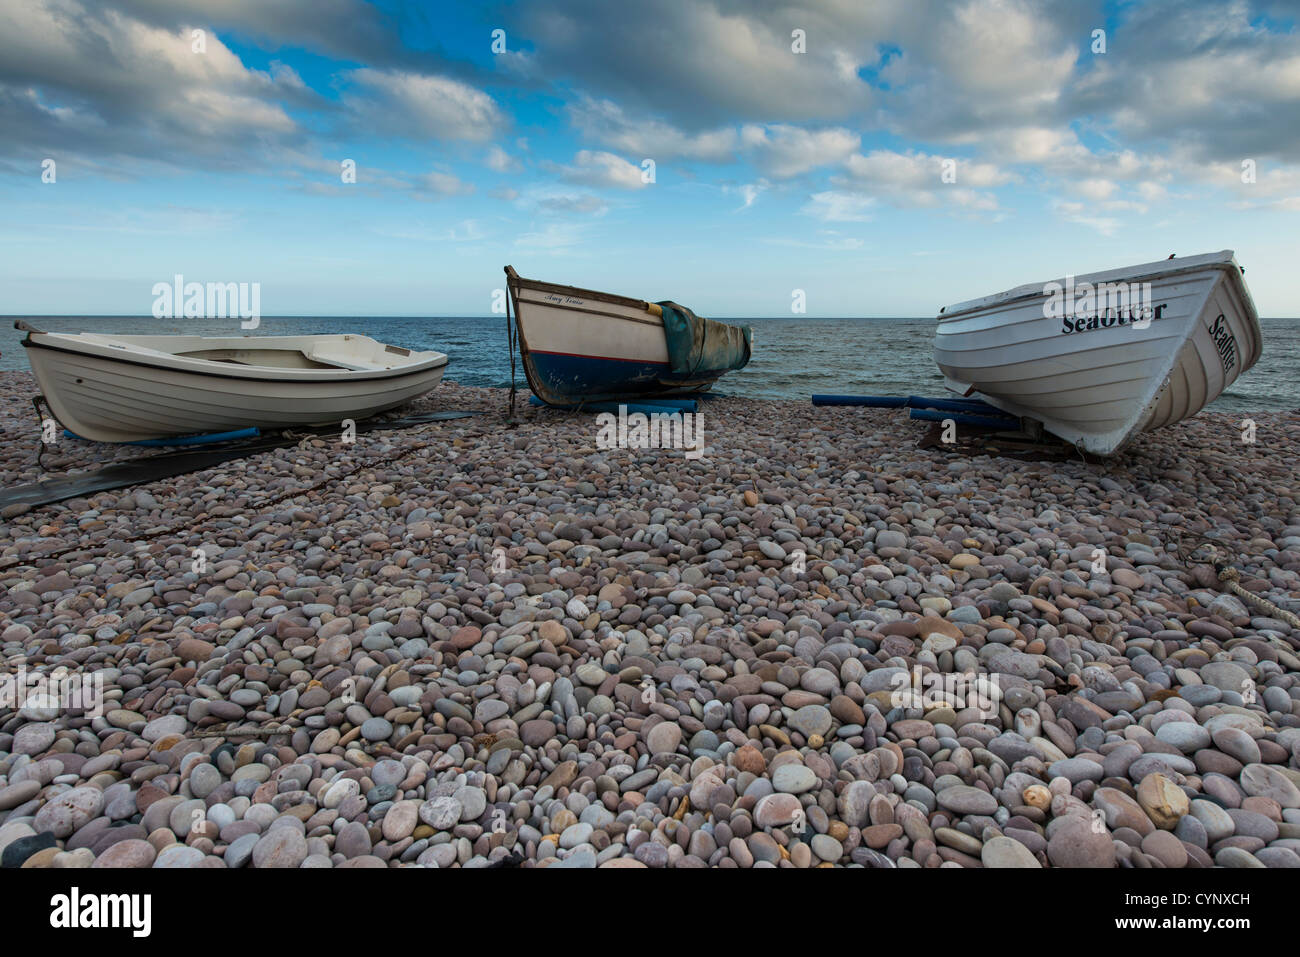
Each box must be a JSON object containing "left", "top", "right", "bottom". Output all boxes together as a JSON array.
[{"left": 1, "top": 0, "right": 1298, "bottom": 317}]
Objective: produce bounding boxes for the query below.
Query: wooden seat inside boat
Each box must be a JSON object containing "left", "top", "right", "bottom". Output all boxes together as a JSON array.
[{"left": 176, "top": 348, "right": 344, "bottom": 370}]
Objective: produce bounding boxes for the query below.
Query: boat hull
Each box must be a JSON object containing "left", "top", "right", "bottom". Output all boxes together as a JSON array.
[
  {"left": 506, "top": 271, "right": 739, "bottom": 406},
  {"left": 933, "top": 252, "right": 1262, "bottom": 455},
  {"left": 22, "top": 333, "right": 448, "bottom": 443}
]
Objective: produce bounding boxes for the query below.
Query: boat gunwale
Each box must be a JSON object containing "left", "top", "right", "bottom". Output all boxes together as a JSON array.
[
  {"left": 505, "top": 267, "right": 659, "bottom": 313},
  {"left": 21, "top": 334, "right": 449, "bottom": 383},
  {"left": 935, "top": 252, "right": 1250, "bottom": 323},
  {"left": 512, "top": 294, "right": 664, "bottom": 328}
]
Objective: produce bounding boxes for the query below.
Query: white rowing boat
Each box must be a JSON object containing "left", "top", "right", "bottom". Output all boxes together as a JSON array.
[
  {"left": 933, "top": 251, "right": 1262, "bottom": 455},
  {"left": 16, "top": 322, "right": 449, "bottom": 443}
]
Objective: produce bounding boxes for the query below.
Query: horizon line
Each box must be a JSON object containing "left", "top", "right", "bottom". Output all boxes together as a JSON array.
[
  {"left": 0, "top": 313, "right": 943, "bottom": 321},
  {"left": 5, "top": 314, "right": 1299, "bottom": 322}
]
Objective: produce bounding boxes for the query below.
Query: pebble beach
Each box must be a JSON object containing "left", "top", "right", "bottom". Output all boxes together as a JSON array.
[{"left": 2, "top": 368, "right": 1300, "bottom": 869}]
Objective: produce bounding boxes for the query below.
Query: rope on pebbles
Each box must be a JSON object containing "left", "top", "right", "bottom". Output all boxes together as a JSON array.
[
  {"left": 1218, "top": 566, "right": 1300, "bottom": 629},
  {"left": 0, "top": 433, "right": 442, "bottom": 574},
  {"left": 191, "top": 723, "right": 298, "bottom": 740},
  {"left": 1173, "top": 529, "right": 1300, "bottom": 628}
]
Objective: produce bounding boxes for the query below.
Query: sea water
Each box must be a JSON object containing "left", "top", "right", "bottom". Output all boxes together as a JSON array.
[{"left": 2, "top": 315, "right": 1296, "bottom": 413}]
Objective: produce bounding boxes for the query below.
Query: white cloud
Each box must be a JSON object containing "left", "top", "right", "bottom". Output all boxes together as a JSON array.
[
  {"left": 0, "top": 0, "right": 300, "bottom": 166},
  {"left": 569, "top": 98, "right": 863, "bottom": 182},
  {"left": 111, "top": 0, "right": 402, "bottom": 65},
  {"left": 515, "top": 184, "right": 613, "bottom": 216},
  {"left": 519, "top": 0, "right": 874, "bottom": 126},
  {"left": 876, "top": 0, "right": 1081, "bottom": 140},
  {"left": 1003, "top": 126, "right": 1080, "bottom": 165},
  {"left": 988, "top": 127, "right": 1182, "bottom": 209},
  {"left": 1202, "top": 159, "right": 1300, "bottom": 196},
  {"left": 343, "top": 68, "right": 502, "bottom": 142},
  {"left": 1075, "top": 178, "right": 1117, "bottom": 201},
  {"left": 948, "top": 189, "right": 1000, "bottom": 211},
  {"left": 422, "top": 170, "right": 474, "bottom": 196},
  {"left": 803, "top": 191, "right": 875, "bottom": 222},
  {"left": 843, "top": 150, "right": 1011, "bottom": 190},
  {"left": 741, "top": 124, "right": 860, "bottom": 178},
  {"left": 515, "top": 222, "right": 589, "bottom": 251},
  {"left": 830, "top": 150, "right": 1009, "bottom": 210},
  {"left": 1071, "top": 0, "right": 1300, "bottom": 163},
  {"left": 7, "top": 0, "right": 1300, "bottom": 246},
  {"left": 524, "top": 0, "right": 1300, "bottom": 222},
  {"left": 735, "top": 180, "right": 769, "bottom": 210},
  {"left": 537, "top": 194, "right": 608, "bottom": 215},
  {"left": 485, "top": 145, "right": 521, "bottom": 173},
  {"left": 1051, "top": 199, "right": 1121, "bottom": 236},
  {"left": 567, "top": 96, "right": 737, "bottom": 161},
  {"left": 1137, "top": 181, "right": 1168, "bottom": 203},
  {"left": 556, "top": 150, "right": 647, "bottom": 189}
]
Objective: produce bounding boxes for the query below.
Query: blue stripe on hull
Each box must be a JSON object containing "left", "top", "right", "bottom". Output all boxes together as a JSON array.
[{"left": 527, "top": 351, "right": 721, "bottom": 403}]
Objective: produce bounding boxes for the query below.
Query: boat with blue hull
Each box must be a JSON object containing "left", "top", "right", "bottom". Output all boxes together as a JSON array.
[{"left": 504, "top": 266, "right": 752, "bottom": 407}]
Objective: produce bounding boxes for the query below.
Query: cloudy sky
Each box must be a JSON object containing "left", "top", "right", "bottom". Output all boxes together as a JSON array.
[{"left": 2, "top": 0, "right": 1298, "bottom": 317}]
